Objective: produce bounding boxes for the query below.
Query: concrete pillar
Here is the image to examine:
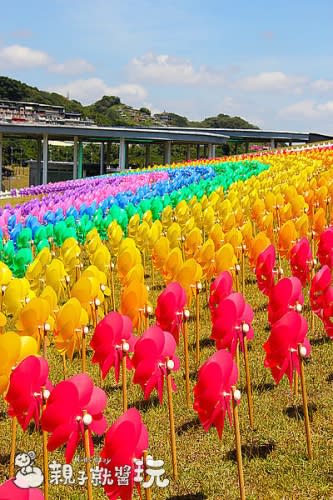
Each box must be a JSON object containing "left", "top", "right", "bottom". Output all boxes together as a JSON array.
[
  {"left": 203, "top": 145, "right": 208, "bottom": 158},
  {"left": 119, "top": 138, "right": 126, "bottom": 170},
  {"left": 78, "top": 141, "right": 83, "bottom": 179},
  {"left": 73, "top": 136, "right": 78, "bottom": 180},
  {"left": 99, "top": 142, "right": 104, "bottom": 175},
  {"left": 145, "top": 144, "right": 151, "bottom": 167},
  {"left": 0, "top": 133, "right": 2, "bottom": 191},
  {"left": 106, "top": 142, "right": 111, "bottom": 167},
  {"left": 270, "top": 138, "right": 276, "bottom": 149},
  {"left": 245, "top": 142, "right": 249, "bottom": 153},
  {"left": 212, "top": 145, "right": 216, "bottom": 158},
  {"left": 42, "top": 133, "right": 48, "bottom": 185},
  {"left": 125, "top": 143, "right": 129, "bottom": 168},
  {"left": 196, "top": 144, "right": 200, "bottom": 159},
  {"left": 186, "top": 144, "right": 191, "bottom": 161},
  {"left": 208, "top": 144, "right": 213, "bottom": 159},
  {"left": 36, "top": 139, "right": 42, "bottom": 185},
  {"left": 164, "top": 141, "right": 172, "bottom": 164}
]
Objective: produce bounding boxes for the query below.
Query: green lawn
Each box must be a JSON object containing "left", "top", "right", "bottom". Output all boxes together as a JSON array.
[{"left": 0, "top": 262, "right": 332, "bottom": 500}]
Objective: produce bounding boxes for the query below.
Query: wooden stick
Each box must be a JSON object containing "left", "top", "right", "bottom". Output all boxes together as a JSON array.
[
  {"left": 110, "top": 262, "right": 115, "bottom": 311},
  {"left": 298, "top": 345, "right": 313, "bottom": 460},
  {"left": 243, "top": 337, "right": 254, "bottom": 429},
  {"left": 232, "top": 387, "right": 245, "bottom": 500},
  {"left": 42, "top": 388, "right": 49, "bottom": 500},
  {"left": 166, "top": 359, "right": 178, "bottom": 480},
  {"left": 121, "top": 346, "right": 128, "bottom": 412},
  {"left": 236, "top": 344, "right": 240, "bottom": 384},
  {"left": 195, "top": 283, "right": 201, "bottom": 366},
  {"left": 43, "top": 326, "right": 48, "bottom": 359},
  {"left": 82, "top": 327, "right": 87, "bottom": 373},
  {"left": 9, "top": 416, "right": 17, "bottom": 477},
  {"left": 182, "top": 316, "right": 191, "bottom": 408},
  {"left": 83, "top": 411, "right": 93, "bottom": 500},
  {"left": 293, "top": 371, "right": 299, "bottom": 398},
  {"left": 62, "top": 354, "right": 67, "bottom": 379},
  {"left": 143, "top": 450, "right": 152, "bottom": 500}
]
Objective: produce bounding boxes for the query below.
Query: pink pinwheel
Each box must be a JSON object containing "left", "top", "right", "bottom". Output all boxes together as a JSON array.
[
  {"left": 90, "top": 312, "right": 137, "bottom": 382},
  {"left": 193, "top": 349, "right": 238, "bottom": 438},
  {"left": 209, "top": 271, "right": 233, "bottom": 319},
  {"left": 100, "top": 408, "right": 148, "bottom": 500},
  {"left": 289, "top": 238, "right": 312, "bottom": 286},
  {"left": 255, "top": 244, "right": 276, "bottom": 295},
  {"left": 263, "top": 310, "right": 311, "bottom": 385},
  {"left": 155, "top": 282, "right": 187, "bottom": 344},
  {"left": 310, "top": 265, "right": 332, "bottom": 317},
  {"left": 211, "top": 292, "right": 254, "bottom": 355},
  {"left": 268, "top": 277, "right": 304, "bottom": 325},
  {"left": 132, "top": 325, "right": 180, "bottom": 403},
  {"left": 41, "top": 374, "right": 107, "bottom": 463},
  {"left": 322, "top": 290, "right": 333, "bottom": 337},
  {"left": 0, "top": 479, "right": 44, "bottom": 499},
  {"left": 6, "top": 355, "right": 52, "bottom": 431},
  {"left": 317, "top": 227, "right": 333, "bottom": 268}
]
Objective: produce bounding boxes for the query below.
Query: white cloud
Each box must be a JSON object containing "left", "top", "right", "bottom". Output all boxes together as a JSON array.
[
  {"left": 0, "top": 44, "right": 94, "bottom": 76},
  {"left": 237, "top": 71, "right": 307, "bottom": 93},
  {"left": 279, "top": 99, "right": 333, "bottom": 119},
  {"left": 49, "top": 78, "right": 147, "bottom": 105},
  {"left": 128, "top": 53, "right": 226, "bottom": 86},
  {"left": 0, "top": 44, "right": 51, "bottom": 69},
  {"left": 48, "top": 58, "right": 95, "bottom": 75},
  {"left": 311, "top": 79, "right": 333, "bottom": 92}
]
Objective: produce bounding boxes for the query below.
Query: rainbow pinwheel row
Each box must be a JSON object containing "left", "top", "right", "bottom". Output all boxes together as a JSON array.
[{"left": 0, "top": 160, "right": 268, "bottom": 275}]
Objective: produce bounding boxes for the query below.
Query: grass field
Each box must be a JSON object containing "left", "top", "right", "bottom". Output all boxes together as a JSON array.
[{"left": 0, "top": 258, "right": 332, "bottom": 500}]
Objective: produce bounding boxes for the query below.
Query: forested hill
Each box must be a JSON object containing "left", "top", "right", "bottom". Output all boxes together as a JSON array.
[{"left": 0, "top": 76, "right": 258, "bottom": 129}]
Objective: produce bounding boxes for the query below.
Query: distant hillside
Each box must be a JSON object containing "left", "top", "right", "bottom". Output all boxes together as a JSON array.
[{"left": 0, "top": 76, "right": 258, "bottom": 129}]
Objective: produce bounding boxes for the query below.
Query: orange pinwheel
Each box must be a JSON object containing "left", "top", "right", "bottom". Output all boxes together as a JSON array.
[
  {"left": 162, "top": 247, "right": 183, "bottom": 283},
  {"left": 120, "top": 279, "right": 149, "bottom": 331}
]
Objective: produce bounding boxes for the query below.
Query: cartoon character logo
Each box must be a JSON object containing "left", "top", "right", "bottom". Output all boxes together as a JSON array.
[{"left": 13, "top": 451, "right": 44, "bottom": 489}]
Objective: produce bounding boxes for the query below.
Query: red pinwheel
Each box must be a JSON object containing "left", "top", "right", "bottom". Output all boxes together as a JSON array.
[
  {"left": 255, "top": 244, "right": 276, "bottom": 295},
  {"left": 310, "top": 265, "right": 331, "bottom": 317},
  {"left": 41, "top": 373, "right": 107, "bottom": 463},
  {"left": 132, "top": 325, "right": 180, "bottom": 403},
  {"left": 289, "top": 238, "right": 312, "bottom": 286},
  {"left": 268, "top": 277, "right": 304, "bottom": 325},
  {"left": 193, "top": 349, "right": 238, "bottom": 438},
  {"left": 155, "top": 282, "right": 187, "bottom": 344},
  {"left": 90, "top": 312, "right": 137, "bottom": 382},
  {"left": 211, "top": 292, "right": 254, "bottom": 355},
  {"left": 263, "top": 310, "right": 311, "bottom": 385},
  {"left": 100, "top": 408, "right": 148, "bottom": 500},
  {"left": 317, "top": 227, "right": 333, "bottom": 268},
  {"left": 209, "top": 271, "right": 233, "bottom": 319},
  {"left": 6, "top": 355, "right": 52, "bottom": 431}
]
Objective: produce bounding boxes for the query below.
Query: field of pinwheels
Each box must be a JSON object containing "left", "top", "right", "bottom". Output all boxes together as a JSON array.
[{"left": 0, "top": 144, "right": 333, "bottom": 499}]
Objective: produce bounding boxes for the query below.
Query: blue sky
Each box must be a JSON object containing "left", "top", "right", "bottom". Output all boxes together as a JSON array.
[{"left": 1, "top": 0, "right": 333, "bottom": 132}]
